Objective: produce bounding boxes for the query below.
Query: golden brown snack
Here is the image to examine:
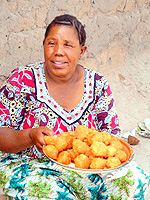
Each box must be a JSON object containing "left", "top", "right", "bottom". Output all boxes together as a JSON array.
[
  {"left": 57, "top": 151, "right": 71, "bottom": 165},
  {"left": 89, "top": 127, "right": 95, "bottom": 132},
  {"left": 75, "top": 125, "right": 89, "bottom": 141},
  {"left": 43, "top": 125, "right": 131, "bottom": 170},
  {"left": 84, "top": 145, "right": 92, "bottom": 157},
  {"left": 106, "top": 146, "right": 117, "bottom": 157},
  {"left": 115, "top": 149, "right": 127, "bottom": 162},
  {"left": 87, "top": 131, "right": 96, "bottom": 145},
  {"left": 90, "top": 158, "right": 106, "bottom": 169},
  {"left": 60, "top": 131, "right": 75, "bottom": 138},
  {"left": 44, "top": 135, "right": 57, "bottom": 145},
  {"left": 88, "top": 154, "right": 95, "bottom": 164},
  {"left": 90, "top": 131, "right": 103, "bottom": 144},
  {"left": 110, "top": 137, "right": 122, "bottom": 149},
  {"left": 91, "top": 141, "right": 107, "bottom": 157},
  {"left": 83, "top": 137, "right": 91, "bottom": 146},
  {"left": 106, "top": 157, "right": 121, "bottom": 168},
  {"left": 87, "top": 130, "right": 102, "bottom": 145},
  {"left": 59, "top": 131, "right": 76, "bottom": 149},
  {"left": 74, "top": 154, "right": 90, "bottom": 169},
  {"left": 43, "top": 145, "right": 58, "bottom": 160},
  {"left": 73, "top": 139, "right": 90, "bottom": 155},
  {"left": 67, "top": 149, "right": 77, "bottom": 162},
  {"left": 100, "top": 131, "right": 112, "bottom": 145},
  {"left": 55, "top": 137, "right": 68, "bottom": 152}
]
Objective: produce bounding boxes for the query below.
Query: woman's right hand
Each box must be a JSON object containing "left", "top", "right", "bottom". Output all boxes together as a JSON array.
[{"left": 29, "top": 126, "right": 54, "bottom": 153}]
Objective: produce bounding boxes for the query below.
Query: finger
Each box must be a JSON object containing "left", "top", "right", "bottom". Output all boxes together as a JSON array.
[
  {"left": 36, "top": 142, "right": 43, "bottom": 153},
  {"left": 39, "top": 137, "right": 45, "bottom": 146},
  {"left": 41, "top": 127, "right": 54, "bottom": 136},
  {"left": 37, "top": 146, "right": 43, "bottom": 153}
]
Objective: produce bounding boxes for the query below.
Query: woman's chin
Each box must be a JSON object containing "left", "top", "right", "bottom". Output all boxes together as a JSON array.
[{"left": 51, "top": 70, "right": 71, "bottom": 80}]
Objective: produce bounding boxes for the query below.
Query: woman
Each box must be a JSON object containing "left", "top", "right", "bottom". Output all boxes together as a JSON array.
[{"left": 0, "top": 14, "right": 149, "bottom": 200}]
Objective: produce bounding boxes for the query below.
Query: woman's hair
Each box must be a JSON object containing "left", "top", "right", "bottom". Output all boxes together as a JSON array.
[{"left": 44, "top": 14, "right": 86, "bottom": 46}]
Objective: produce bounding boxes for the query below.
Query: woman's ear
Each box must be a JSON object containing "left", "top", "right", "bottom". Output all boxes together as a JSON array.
[{"left": 80, "top": 46, "right": 87, "bottom": 59}]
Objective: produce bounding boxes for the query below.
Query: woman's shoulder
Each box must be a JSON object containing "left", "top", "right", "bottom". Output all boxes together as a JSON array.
[
  {"left": 83, "top": 66, "right": 108, "bottom": 84},
  {"left": 7, "top": 61, "right": 44, "bottom": 81},
  {"left": 11, "top": 61, "right": 44, "bottom": 74},
  {"left": 5, "top": 61, "right": 44, "bottom": 88}
]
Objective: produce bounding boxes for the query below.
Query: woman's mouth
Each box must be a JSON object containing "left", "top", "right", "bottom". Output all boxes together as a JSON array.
[{"left": 51, "top": 61, "right": 67, "bottom": 67}]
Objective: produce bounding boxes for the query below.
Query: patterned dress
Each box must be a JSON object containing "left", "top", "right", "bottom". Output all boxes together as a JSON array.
[{"left": 0, "top": 62, "right": 149, "bottom": 199}]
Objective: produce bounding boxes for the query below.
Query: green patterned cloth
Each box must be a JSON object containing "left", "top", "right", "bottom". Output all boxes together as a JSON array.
[{"left": 0, "top": 151, "right": 149, "bottom": 200}]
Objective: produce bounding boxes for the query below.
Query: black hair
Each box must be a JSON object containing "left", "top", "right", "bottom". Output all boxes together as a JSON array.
[{"left": 44, "top": 14, "right": 86, "bottom": 46}]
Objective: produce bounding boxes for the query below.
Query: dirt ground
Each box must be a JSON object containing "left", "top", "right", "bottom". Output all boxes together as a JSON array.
[{"left": 131, "top": 133, "right": 150, "bottom": 199}]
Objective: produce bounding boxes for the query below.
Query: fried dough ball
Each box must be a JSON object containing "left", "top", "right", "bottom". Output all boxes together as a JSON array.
[
  {"left": 75, "top": 125, "right": 89, "bottom": 141},
  {"left": 89, "top": 127, "right": 96, "bottom": 132},
  {"left": 115, "top": 149, "right": 127, "bottom": 162},
  {"left": 110, "top": 138, "right": 122, "bottom": 150},
  {"left": 91, "top": 142, "right": 107, "bottom": 157},
  {"left": 59, "top": 131, "right": 76, "bottom": 149},
  {"left": 83, "top": 138, "right": 91, "bottom": 146},
  {"left": 100, "top": 131, "right": 112, "bottom": 145},
  {"left": 60, "top": 131, "right": 75, "bottom": 138},
  {"left": 74, "top": 154, "right": 90, "bottom": 169},
  {"left": 89, "top": 154, "right": 95, "bottom": 165},
  {"left": 106, "top": 157, "right": 121, "bottom": 168},
  {"left": 57, "top": 151, "right": 71, "bottom": 165},
  {"left": 43, "top": 126, "right": 128, "bottom": 170},
  {"left": 84, "top": 145, "right": 92, "bottom": 157},
  {"left": 73, "top": 139, "right": 90, "bottom": 155},
  {"left": 44, "top": 136, "right": 57, "bottom": 145},
  {"left": 67, "top": 149, "right": 77, "bottom": 162},
  {"left": 90, "top": 158, "right": 106, "bottom": 169},
  {"left": 87, "top": 130, "right": 102, "bottom": 145},
  {"left": 43, "top": 145, "right": 58, "bottom": 160},
  {"left": 87, "top": 131, "right": 96, "bottom": 145},
  {"left": 55, "top": 137, "right": 68, "bottom": 152},
  {"left": 90, "top": 131, "right": 103, "bottom": 144},
  {"left": 106, "top": 146, "right": 117, "bottom": 157}
]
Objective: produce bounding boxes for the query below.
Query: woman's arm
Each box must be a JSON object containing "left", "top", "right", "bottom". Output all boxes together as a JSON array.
[
  {"left": 0, "top": 67, "right": 53, "bottom": 153},
  {"left": 0, "top": 126, "right": 53, "bottom": 153},
  {"left": 95, "top": 75, "right": 120, "bottom": 135}
]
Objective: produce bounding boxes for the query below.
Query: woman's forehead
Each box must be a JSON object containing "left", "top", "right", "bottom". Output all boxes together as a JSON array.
[{"left": 46, "top": 25, "right": 79, "bottom": 41}]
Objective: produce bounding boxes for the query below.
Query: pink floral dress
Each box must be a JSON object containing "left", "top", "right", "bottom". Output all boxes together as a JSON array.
[
  {"left": 0, "top": 62, "right": 149, "bottom": 200},
  {"left": 0, "top": 61, "right": 120, "bottom": 158}
]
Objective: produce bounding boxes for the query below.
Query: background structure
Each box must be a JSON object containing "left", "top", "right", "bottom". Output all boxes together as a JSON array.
[
  {"left": 0, "top": 0, "right": 150, "bottom": 133},
  {"left": 0, "top": 1, "right": 150, "bottom": 198}
]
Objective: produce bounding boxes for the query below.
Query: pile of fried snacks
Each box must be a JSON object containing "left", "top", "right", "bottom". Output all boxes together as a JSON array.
[{"left": 43, "top": 125, "right": 130, "bottom": 170}]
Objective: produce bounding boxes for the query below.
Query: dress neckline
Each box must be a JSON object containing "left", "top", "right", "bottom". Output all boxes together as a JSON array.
[{"left": 33, "top": 62, "right": 95, "bottom": 125}]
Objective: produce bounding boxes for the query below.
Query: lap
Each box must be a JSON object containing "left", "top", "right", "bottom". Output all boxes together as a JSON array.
[{"left": 0, "top": 151, "right": 149, "bottom": 200}]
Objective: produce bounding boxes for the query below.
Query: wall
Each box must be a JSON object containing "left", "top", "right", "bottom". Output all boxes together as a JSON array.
[{"left": 0, "top": 0, "right": 150, "bottom": 132}]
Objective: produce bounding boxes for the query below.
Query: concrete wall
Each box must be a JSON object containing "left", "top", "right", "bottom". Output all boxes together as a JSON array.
[{"left": 0, "top": 0, "right": 150, "bottom": 132}]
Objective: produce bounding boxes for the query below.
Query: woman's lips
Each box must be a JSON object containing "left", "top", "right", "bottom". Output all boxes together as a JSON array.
[{"left": 51, "top": 61, "right": 67, "bottom": 67}]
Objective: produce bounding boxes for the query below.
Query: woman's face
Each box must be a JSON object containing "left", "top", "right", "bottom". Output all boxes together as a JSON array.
[{"left": 43, "top": 25, "right": 86, "bottom": 80}]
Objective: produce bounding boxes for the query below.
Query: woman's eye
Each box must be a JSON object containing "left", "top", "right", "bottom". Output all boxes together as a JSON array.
[
  {"left": 65, "top": 43, "right": 72, "bottom": 47},
  {"left": 47, "top": 41, "right": 55, "bottom": 45}
]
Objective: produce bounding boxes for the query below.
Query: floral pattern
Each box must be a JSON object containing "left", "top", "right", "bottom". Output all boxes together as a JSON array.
[
  {"left": 0, "top": 61, "right": 120, "bottom": 158},
  {"left": 0, "top": 62, "right": 149, "bottom": 199}
]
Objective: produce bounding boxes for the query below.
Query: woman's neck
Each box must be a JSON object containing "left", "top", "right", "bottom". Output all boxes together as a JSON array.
[
  {"left": 44, "top": 64, "right": 85, "bottom": 111},
  {"left": 44, "top": 64, "right": 84, "bottom": 86}
]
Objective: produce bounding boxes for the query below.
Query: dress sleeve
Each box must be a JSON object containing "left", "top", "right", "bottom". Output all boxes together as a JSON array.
[
  {"left": 0, "top": 68, "right": 26, "bottom": 129},
  {"left": 95, "top": 75, "right": 121, "bottom": 135}
]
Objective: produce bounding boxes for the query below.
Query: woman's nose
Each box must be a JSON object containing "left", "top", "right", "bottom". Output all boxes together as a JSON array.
[{"left": 54, "top": 44, "right": 64, "bottom": 56}]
